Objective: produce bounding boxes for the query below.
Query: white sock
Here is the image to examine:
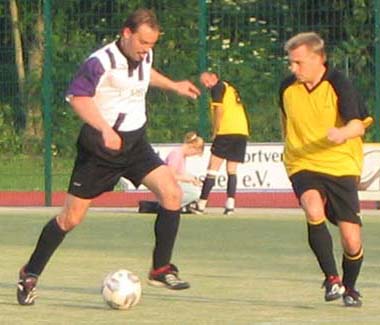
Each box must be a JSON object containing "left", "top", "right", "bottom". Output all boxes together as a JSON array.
[
  {"left": 225, "top": 197, "right": 235, "bottom": 210},
  {"left": 198, "top": 199, "right": 207, "bottom": 210}
]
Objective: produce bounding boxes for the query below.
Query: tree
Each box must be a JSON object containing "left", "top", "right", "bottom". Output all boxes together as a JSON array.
[{"left": 9, "top": 0, "right": 45, "bottom": 152}]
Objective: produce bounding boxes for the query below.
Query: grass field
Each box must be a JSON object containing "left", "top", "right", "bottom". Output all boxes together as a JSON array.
[
  {"left": 1, "top": 208, "right": 380, "bottom": 324},
  {"left": 0, "top": 156, "right": 73, "bottom": 191}
]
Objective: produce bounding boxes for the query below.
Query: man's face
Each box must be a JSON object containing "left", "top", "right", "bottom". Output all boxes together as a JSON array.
[
  {"left": 121, "top": 24, "right": 160, "bottom": 61},
  {"left": 288, "top": 44, "right": 325, "bottom": 85}
]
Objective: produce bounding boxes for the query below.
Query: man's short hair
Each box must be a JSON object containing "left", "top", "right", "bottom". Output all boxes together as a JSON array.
[
  {"left": 284, "top": 32, "right": 325, "bottom": 57},
  {"left": 121, "top": 8, "right": 160, "bottom": 33}
]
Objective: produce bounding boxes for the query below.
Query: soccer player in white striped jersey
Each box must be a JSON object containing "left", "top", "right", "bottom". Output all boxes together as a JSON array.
[{"left": 17, "top": 8, "right": 200, "bottom": 305}]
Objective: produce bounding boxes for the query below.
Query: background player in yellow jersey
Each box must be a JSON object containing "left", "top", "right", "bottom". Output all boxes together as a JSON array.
[
  {"left": 280, "top": 32, "right": 373, "bottom": 307},
  {"left": 193, "top": 72, "right": 250, "bottom": 215}
]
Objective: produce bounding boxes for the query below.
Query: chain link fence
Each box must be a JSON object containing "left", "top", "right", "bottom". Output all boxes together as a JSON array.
[{"left": 0, "top": 0, "right": 378, "bottom": 200}]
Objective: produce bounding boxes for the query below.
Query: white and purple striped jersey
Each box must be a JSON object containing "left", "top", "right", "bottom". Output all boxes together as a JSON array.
[{"left": 66, "top": 41, "right": 152, "bottom": 132}]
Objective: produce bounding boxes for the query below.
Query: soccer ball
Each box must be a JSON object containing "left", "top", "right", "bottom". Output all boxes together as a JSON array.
[{"left": 101, "top": 269, "right": 142, "bottom": 310}]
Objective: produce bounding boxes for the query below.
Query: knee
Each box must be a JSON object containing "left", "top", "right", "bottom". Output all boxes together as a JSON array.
[
  {"left": 159, "top": 183, "right": 182, "bottom": 208},
  {"left": 305, "top": 205, "right": 325, "bottom": 223},
  {"left": 168, "top": 183, "right": 182, "bottom": 203},
  {"left": 57, "top": 210, "right": 84, "bottom": 232},
  {"left": 342, "top": 237, "right": 362, "bottom": 255}
]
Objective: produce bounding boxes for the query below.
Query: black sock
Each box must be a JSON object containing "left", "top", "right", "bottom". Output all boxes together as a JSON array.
[
  {"left": 200, "top": 175, "right": 216, "bottom": 200},
  {"left": 342, "top": 249, "right": 363, "bottom": 289},
  {"left": 153, "top": 207, "right": 180, "bottom": 269},
  {"left": 25, "top": 217, "right": 67, "bottom": 276},
  {"left": 227, "top": 174, "right": 237, "bottom": 197},
  {"left": 307, "top": 220, "right": 338, "bottom": 277}
]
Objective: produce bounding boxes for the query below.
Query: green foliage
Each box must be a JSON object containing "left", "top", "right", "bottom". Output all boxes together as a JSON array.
[{"left": 0, "top": 104, "right": 22, "bottom": 153}]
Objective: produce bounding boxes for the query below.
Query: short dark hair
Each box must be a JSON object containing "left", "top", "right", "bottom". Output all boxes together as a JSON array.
[{"left": 121, "top": 8, "right": 160, "bottom": 33}]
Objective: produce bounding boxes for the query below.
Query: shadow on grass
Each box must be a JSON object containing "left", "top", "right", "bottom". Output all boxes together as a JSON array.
[
  {"left": 2, "top": 277, "right": 379, "bottom": 311},
  {"left": 0, "top": 280, "right": 316, "bottom": 311}
]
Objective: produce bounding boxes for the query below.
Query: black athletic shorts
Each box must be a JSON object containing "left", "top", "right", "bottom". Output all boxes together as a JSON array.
[
  {"left": 68, "top": 124, "right": 163, "bottom": 199},
  {"left": 211, "top": 134, "right": 247, "bottom": 162},
  {"left": 289, "top": 170, "right": 362, "bottom": 226}
]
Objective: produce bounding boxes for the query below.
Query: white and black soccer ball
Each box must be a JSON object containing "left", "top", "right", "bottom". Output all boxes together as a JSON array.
[{"left": 101, "top": 269, "right": 142, "bottom": 310}]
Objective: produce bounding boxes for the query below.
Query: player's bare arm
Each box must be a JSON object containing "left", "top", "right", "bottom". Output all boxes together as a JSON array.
[
  {"left": 69, "top": 96, "right": 122, "bottom": 151},
  {"left": 150, "top": 68, "right": 200, "bottom": 99},
  {"left": 327, "top": 119, "right": 365, "bottom": 145}
]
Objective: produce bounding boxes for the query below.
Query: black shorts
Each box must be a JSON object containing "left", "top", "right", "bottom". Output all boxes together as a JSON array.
[
  {"left": 68, "top": 124, "right": 163, "bottom": 199},
  {"left": 289, "top": 170, "right": 361, "bottom": 226},
  {"left": 211, "top": 134, "right": 247, "bottom": 162}
]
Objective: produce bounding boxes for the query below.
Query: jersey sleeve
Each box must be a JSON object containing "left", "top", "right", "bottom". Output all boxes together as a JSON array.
[
  {"left": 328, "top": 70, "right": 370, "bottom": 123},
  {"left": 210, "top": 80, "right": 226, "bottom": 104},
  {"left": 65, "top": 57, "right": 105, "bottom": 99}
]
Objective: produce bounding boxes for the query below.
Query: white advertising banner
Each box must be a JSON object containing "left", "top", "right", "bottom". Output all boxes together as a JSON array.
[{"left": 120, "top": 143, "right": 380, "bottom": 193}]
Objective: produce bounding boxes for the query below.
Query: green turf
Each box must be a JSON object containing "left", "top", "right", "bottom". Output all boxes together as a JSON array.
[
  {"left": 1, "top": 209, "right": 380, "bottom": 324},
  {"left": 0, "top": 156, "right": 73, "bottom": 191}
]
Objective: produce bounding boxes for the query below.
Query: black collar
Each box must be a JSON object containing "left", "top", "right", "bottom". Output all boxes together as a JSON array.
[{"left": 116, "top": 39, "right": 140, "bottom": 70}]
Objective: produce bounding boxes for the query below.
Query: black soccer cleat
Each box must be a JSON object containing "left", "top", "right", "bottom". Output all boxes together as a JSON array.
[
  {"left": 343, "top": 287, "right": 362, "bottom": 307},
  {"left": 148, "top": 264, "right": 190, "bottom": 290},
  {"left": 322, "top": 275, "right": 345, "bottom": 301},
  {"left": 17, "top": 266, "right": 38, "bottom": 306},
  {"left": 187, "top": 203, "right": 204, "bottom": 215},
  {"left": 223, "top": 208, "right": 234, "bottom": 216}
]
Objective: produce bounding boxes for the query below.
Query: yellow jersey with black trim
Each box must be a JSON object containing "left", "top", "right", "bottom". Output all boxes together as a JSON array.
[
  {"left": 210, "top": 80, "right": 250, "bottom": 136},
  {"left": 279, "top": 67, "right": 371, "bottom": 177}
]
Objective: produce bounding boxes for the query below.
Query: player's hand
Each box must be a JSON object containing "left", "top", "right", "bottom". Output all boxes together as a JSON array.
[
  {"left": 327, "top": 127, "right": 346, "bottom": 144},
  {"left": 102, "top": 127, "right": 122, "bottom": 151},
  {"left": 200, "top": 72, "right": 218, "bottom": 88},
  {"left": 174, "top": 80, "right": 201, "bottom": 99}
]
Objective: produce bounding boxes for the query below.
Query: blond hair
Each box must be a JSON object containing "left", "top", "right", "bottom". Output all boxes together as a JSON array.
[
  {"left": 284, "top": 32, "right": 325, "bottom": 57},
  {"left": 184, "top": 131, "right": 204, "bottom": 150}
]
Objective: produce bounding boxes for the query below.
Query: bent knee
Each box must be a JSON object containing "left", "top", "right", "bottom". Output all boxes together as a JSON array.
[
  {"left": 167, "top": 183, "right": 183, "bottom": 203},
  {"left": 342, "top": 239, "right": 362, "bottom": 255},
  {"left": 57, "top": 211, "right": 84, "bottom": 231},
  {"left": 158, "top": 183, "right": 182, "bottom": 208},
  {"left": 305, "top": 206, "right": 325, "bottom": 223}
]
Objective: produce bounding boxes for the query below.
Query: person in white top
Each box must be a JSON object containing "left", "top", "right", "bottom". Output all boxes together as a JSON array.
[{"left": 17, "top": 9, "right": 200, "bottom": 306}]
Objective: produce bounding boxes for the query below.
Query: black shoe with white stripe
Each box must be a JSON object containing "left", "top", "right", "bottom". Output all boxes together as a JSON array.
[
  {"left": 322, "top": 275, "right": 345, "bottom": 301},
  {"left": 223, "top": 208, "right": 234, "bottom": 215},
  {"left": 343, "top": 288, "right": 362, "bottom": 307},
  {"left": 17, "top": 266, "right": 38, "bottom": 306},
  {"left": 148, "top": 264, "right": 190, "bottom": 290}
]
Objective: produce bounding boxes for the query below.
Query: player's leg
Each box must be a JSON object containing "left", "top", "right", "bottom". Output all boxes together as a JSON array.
[
  {"left": 142, "top": 165, "right": 189, "bottom": 290},
  {"left": 300, "top": 189, "right": 344, "bottom": 301},
  {"left": 290, "top": 171, "right": 344, "bottom": 302},
  {"left": 223, "top": 135, "right": 246, "bottom": 215},
  {"left": 17, "top": 124, "right": 116, "bottom": 305},
  {"left": 17, "top": 195, "right": 91, "bottom": 305},
  {"left": 339, "top": 221, "right": 363, "bottom": 307},
  {"left": 224, "top": 160, "right": 239, "bottom": 215},
  {"left": 195, "top": 154, "right": 224, "bottom": 213}
]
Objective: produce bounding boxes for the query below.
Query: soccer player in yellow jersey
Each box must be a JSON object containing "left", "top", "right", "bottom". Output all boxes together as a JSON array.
[
  {"left": 193, "top": 72, "right": 250, "bottom": 215},
  {"left": 280, "top": 32, "right": 373, "bottom": 307}
]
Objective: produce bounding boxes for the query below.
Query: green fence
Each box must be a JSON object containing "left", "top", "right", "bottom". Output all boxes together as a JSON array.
[{"left": 0, "top": 0, "right": 379, "bottom": 203}]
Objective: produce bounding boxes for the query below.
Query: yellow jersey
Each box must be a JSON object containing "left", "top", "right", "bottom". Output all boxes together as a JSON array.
[
  {"left": 210, "top": 80, "right": 250, "bottom": 136},
  {"left": 279, "top": 67, "right": 371, "bottom": 177}
]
